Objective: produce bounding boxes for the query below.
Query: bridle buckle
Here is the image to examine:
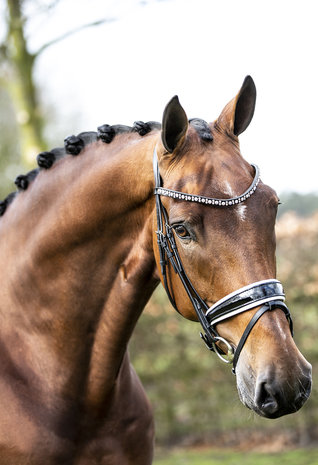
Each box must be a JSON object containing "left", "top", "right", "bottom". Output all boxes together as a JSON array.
[
  {"left": 212, "top": 336, "right": 235, "bottom": 364},
  {"left": 200, "top": 332, "right": 234, "bottom": 364}
]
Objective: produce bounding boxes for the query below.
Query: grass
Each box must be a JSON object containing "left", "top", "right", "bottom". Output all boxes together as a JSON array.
[{"left": 153, "top": 448, "right": 318, "bottom": 465}]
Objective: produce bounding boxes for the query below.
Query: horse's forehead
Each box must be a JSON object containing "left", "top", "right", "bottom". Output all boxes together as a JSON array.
[
  {"left": 182, "top": 124, "right": 241, "bottom": 167},
  {"left": 171, "top": 140, "right": 246, "bottom": 195}
]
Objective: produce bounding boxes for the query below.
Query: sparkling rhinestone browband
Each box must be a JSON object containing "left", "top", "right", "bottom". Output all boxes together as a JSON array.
[{"left": 154, "top": 164, "right": 260, "bottom": 207}]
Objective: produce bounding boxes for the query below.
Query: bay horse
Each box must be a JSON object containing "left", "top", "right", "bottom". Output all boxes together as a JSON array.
[{"left": 0, "top": 76, "right": 311, "bottom": 464}]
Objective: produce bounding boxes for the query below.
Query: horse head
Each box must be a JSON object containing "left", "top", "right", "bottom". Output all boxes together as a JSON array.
[{"left": 153, "top": 76, "right": 312, "bottom": 419}]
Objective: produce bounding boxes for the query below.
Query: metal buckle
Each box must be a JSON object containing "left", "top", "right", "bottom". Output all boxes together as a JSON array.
[{"left": 212, "top": 336, "right": 234, "bottom": 364}]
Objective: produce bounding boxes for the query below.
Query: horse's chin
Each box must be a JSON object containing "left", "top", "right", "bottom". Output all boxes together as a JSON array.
[{"left": 236, "top": 371, "right": 258, "bottom": 413}]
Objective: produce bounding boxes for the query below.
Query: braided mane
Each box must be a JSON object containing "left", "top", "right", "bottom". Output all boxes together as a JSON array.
[
  {"left": 0, "top": 120, "right": 161, "bottom": 218},
  {"left": 0, "top": 117, "right": 212, "bottom": 218}
]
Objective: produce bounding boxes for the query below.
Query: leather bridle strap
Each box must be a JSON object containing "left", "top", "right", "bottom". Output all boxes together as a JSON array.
[
  {"left": 231, "top": 300, "right": 292, "bottom": 374},
  {"left": 153, "top": 146, "right": 293, "bottom": 374},
  {"left": 153, "top": 148, "right": 217, "bottom": 349},
  {"left": 205, "top": 280, "right": 293, "bottom": 372}
]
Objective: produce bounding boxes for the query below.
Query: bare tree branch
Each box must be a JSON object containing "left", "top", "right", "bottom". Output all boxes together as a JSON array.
[{"left": 34, "top": 17, "right": 116, "bottom": 58}]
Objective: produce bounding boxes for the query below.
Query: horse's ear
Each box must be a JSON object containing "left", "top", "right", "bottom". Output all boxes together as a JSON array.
[
  {"left": 217, "top": 76, "right": 256, "bottom": 136},
  {"left": 162, "top": 96, "right": 188, "bottom": 153}
]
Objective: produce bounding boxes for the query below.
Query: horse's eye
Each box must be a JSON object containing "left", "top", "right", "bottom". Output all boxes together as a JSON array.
[{"left": 173, "top": 225, "right": 190, "bottom": 239}]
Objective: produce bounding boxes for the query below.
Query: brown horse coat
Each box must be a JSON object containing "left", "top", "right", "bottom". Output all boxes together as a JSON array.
[{"left": 0, "top": 77, "right": 311, "bottom": 464}]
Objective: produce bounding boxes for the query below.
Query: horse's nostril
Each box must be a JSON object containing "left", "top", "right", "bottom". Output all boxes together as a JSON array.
[{"left": 255, "top": 381, "right": 279, "bottom": 416}]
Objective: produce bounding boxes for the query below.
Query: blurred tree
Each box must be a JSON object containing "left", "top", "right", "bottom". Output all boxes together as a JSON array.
[
  {"left": 0, "top": 86, "right": 24, "bottom": 198},
  {"left": 0, "top": 0, "right": 165, "bottom": 168},
  {"left": 0, "top": 0, "right": 115, "bottom": 165},
  {"left": 1, "top": 0, "right": 47, "bottom": 164},
  {"left": 278, "top": 192, "right": 318, "bottom": 218}
]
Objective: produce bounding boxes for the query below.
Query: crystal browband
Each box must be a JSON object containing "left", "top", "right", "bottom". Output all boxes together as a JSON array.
[{"left": 154, "top": 163, "right": 260, "bottom": 207}]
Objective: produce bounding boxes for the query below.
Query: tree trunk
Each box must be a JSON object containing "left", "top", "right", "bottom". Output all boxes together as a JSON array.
[{"left": 6, "top": 0, "right": 47, "bottom": 165}]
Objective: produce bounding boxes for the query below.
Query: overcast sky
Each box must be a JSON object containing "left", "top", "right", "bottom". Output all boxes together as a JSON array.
[{"left": 3, "top": 0, "right": 318, "bottom": 193}]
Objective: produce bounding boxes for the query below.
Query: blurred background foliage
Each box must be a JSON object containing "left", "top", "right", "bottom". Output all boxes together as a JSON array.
[{"left": 1, "top": 0, "right": 318, "bottom": 454}]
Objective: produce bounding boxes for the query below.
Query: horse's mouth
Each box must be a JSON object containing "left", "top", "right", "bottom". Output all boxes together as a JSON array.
[{"left": 236, "top": 368, "right": 312, "bottom": 419}]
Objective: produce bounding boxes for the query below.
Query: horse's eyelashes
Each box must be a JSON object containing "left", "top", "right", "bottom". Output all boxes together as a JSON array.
[{"left": 174, "top": 225, "right": 190, "bottom": 239}]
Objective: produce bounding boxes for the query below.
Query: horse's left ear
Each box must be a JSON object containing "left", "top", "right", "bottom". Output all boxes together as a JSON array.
[
  {"left": 162, "top": 96, "right": 188, "bottom": 153},
  {"left": 217, "top": 76, "right": 256, "bottom": 136}
]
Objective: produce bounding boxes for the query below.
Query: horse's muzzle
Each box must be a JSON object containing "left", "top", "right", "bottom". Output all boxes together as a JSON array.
[{"left": 239, "top": 360, "right": 312, "bottom": 419}]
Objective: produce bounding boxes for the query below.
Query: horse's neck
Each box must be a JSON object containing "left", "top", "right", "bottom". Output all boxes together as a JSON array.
[
  {"left": 0, "top": 133, "right": 159, "bottom": 406},
  {"left": 86, "top": 209, "right": 158, "bottom": 410}
]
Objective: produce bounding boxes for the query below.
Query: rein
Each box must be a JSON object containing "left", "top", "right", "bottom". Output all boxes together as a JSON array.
[{"left": 153, "top": 147, "right": 293, "bottom": 374}]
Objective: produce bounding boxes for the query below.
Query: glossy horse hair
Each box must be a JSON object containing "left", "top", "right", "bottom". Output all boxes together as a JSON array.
[
  {"left": 37, "top": 151, "right": 56, "bottom": 169},
  {"left": 0, "top": 118, "right": 210, "bottom": 218},
  {"left": 64, "top": 135, "right": 85, "bottom": 155},
  {"left": 133, "top": 121, "right": 162, "bottom": 136},
  {"left": 189, "top": 118, "right": 213, "bottom": 141},
  {"left": 97, "top": 125, "right": 115, "bottom": 143},
  {"left": 0, "top": 192, "right": 17, "bottom": 216},
  {"left": 37, "top": 146, "right": 70, "bottom": 169},
  {"left": 15, "top": 169, "right": 39, "bottom": 191}
]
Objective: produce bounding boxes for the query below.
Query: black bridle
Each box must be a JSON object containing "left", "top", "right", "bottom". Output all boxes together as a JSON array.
[{"left": 153, "top": 147, "right": 293, "bottom": 374}]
